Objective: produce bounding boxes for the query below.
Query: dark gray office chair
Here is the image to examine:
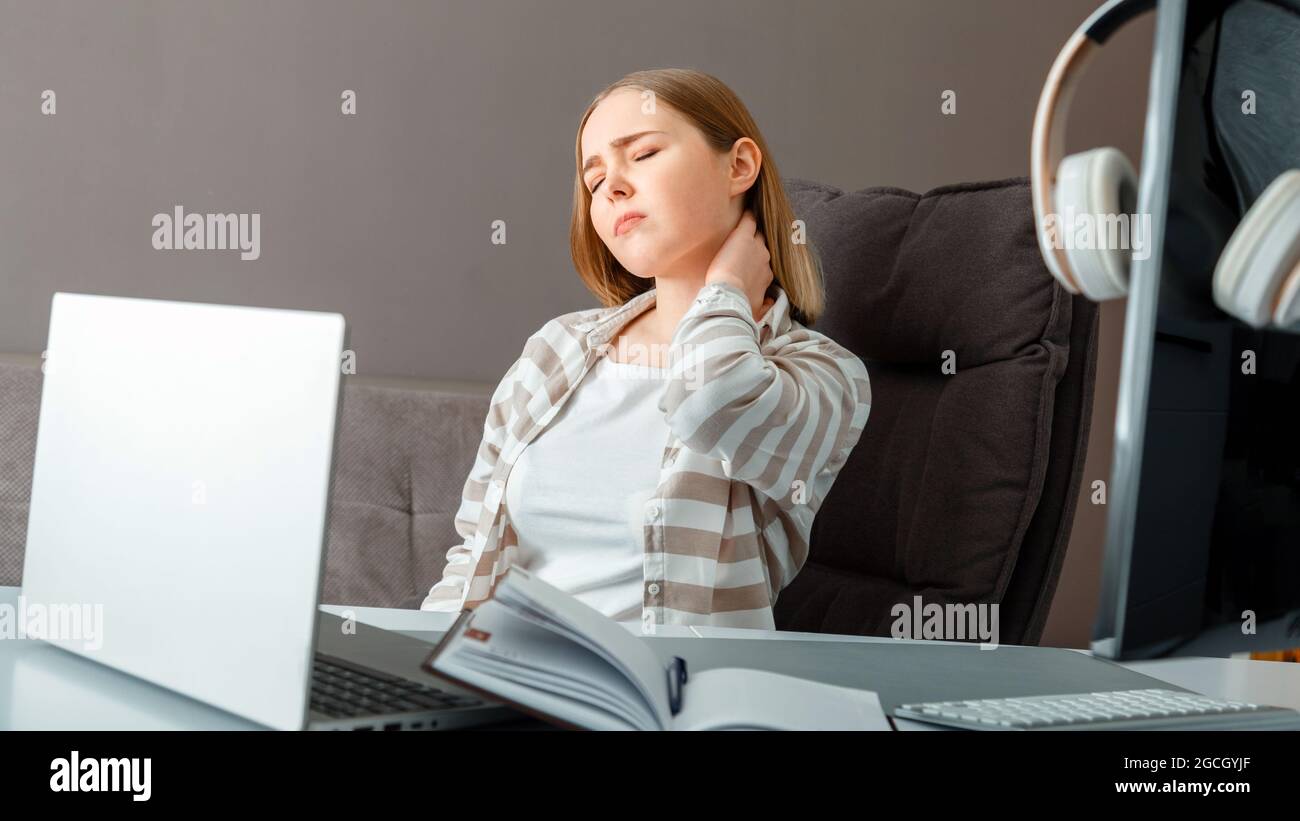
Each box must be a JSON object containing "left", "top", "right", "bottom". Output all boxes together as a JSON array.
[{"left": 774, "top": 177, "right": 1100, "bottom": 646}]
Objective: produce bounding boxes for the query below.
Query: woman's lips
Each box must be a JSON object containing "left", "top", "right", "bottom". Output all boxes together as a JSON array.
[{"left": 616, "top": 215, "right": 646, "bottom": 236}]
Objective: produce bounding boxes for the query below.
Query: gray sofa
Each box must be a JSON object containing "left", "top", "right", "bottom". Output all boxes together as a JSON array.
[{"left": 0, "top": 176, "right": 1097, "bottom": 645}]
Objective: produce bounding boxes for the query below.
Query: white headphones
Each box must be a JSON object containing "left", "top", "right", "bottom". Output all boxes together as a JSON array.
[{"left": 1031, "top": 0, "right": 1300, "bottom": 330}]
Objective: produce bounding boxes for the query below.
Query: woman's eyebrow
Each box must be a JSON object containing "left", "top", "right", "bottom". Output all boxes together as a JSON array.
[{"left": 582, "top": 130, "right": 667, "bottom": 174}]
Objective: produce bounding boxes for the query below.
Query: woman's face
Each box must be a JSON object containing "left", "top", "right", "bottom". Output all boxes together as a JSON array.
[{"left": 581, "top": 89, "right": 754, "bottom": 281}]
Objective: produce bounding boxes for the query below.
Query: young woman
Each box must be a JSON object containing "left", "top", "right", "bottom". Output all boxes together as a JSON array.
[{"left": 421, "top": 68, "right": 871, "bottom": 630}]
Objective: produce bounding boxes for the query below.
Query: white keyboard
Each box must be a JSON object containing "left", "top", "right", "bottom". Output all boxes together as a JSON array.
[{"left": 894, "top": 688, "right": 1300, "bottom": 730}]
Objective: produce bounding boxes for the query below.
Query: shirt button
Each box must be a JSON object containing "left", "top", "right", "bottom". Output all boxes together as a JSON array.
[
  {"left": 646, "top": 502, "right": 661, "bottom": 521},
  {"left": 648, "top": 583, "right": 661, "bottom": 595}
]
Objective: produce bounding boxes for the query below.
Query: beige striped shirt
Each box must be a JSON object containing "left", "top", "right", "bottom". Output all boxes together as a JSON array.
[{"left": 420, "top": 280, "right": 871, "bottom": 629}]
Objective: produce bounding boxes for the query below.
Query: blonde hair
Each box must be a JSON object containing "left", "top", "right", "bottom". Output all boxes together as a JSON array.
[{"left": 569, "top": 68, "right": 825, "bottom": 325}]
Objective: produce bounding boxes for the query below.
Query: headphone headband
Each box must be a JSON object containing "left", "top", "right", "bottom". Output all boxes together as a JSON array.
[
  {"left": 1083, "top": 0, "right": 1157, "bottom": 43},
  {"left": 1031, "top": 0, "right": 1156, "bottom": 294}
]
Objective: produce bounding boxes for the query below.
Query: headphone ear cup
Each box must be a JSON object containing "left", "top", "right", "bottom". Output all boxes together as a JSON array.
[
  {"left": 1274, "top": 257, "right": 1300, "bottom": 330},
  {"left": 1054, "top": 147, "right": 1139, "bottom": 301},
  {"left": 1212, "top": 169, "right": 1300, "bottom": 329}
]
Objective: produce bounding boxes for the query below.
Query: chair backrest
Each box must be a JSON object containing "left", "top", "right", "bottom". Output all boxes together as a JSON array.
[{"left": 773, "top": 177, "right": 1100, "bottom": 646}]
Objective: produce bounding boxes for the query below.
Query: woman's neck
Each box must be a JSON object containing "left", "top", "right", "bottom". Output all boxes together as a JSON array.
[
  {"left": 613, "top": 276, "right": 773, "bottom": 368},
  {"left": 643, "top": 276, "right": 710, "bottom": 344}
]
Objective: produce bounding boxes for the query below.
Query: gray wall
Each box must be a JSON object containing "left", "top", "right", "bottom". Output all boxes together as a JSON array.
[{"left": 0, "top": 0, "right": 1154, "bottom": 647}]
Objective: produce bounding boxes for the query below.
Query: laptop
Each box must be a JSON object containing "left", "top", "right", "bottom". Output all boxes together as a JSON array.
[{"left": 19, "top": 292, "right": 518, "bottom": 730}]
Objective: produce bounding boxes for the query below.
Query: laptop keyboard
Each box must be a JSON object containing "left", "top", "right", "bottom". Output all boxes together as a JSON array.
[{"left": 310, "top": 652, "right": 485, "bottom": 719}]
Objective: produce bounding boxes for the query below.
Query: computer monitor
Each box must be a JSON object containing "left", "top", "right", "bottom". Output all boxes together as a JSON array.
[{"left": 1092, "top": 0, "right": 1300, "bottom": 661}]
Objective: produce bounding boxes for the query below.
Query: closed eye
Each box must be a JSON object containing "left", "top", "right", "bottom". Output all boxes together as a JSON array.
[{"left": 589, "top": 149, "right": 659, "bottom": 193}]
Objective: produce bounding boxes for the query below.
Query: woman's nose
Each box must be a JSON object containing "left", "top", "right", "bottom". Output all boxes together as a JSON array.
[{"left": 602, "top": 166, "right": 632, "bottom": 199}]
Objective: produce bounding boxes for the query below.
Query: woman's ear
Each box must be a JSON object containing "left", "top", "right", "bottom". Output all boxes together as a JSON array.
[{"left": 729, "top": 137, "right": 762, "bottom": 197}]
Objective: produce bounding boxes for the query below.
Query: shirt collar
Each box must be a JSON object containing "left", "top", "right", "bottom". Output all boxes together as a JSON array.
[{"left": 578, "top": 283, "right": 792, "bottom": 349}]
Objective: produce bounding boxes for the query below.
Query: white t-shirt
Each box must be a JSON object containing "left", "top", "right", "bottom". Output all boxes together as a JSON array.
[{"left": 503, "top": 353, "right": 671, "bottom": 624}]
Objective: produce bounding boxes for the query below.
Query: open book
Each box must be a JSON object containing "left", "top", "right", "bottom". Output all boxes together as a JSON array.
[{"left": 421, "top": 565, "right": 892, "bottom": 731}]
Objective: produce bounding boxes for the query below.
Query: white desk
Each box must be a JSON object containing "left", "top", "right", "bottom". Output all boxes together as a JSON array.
[
  {"left": 316, "top": 603, "right": 1300, "bottom": 707},
  {"left": 314, "top": 603, "right": 1300, "bottom": 731},
  {"left": 3, "top": 587, "right": 1298, "bottom": 730}
]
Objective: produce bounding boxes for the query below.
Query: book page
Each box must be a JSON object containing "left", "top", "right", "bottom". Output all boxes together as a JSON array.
[
  {"left": 491, "top": 566, "right": 674, "bottom": 728},
  {"left": 448, "top": 601, "right": 657, "bottom": 729},
  {"left": 672, "top": 668, "right": 892, "bottom": 731},
  {"left": 434, "top": 647, "right": 636, "bottom": 730}
]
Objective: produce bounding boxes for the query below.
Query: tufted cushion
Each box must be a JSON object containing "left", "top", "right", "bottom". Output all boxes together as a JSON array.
[
  {"left": 324, "top": 379, "right": 492, "bottom": 610},
  {"left": 773, "top": 177, "right": 1096, "bottom": 643},
  {"left": 0, "top": 357, "right": 41, "bottom": 587}
]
